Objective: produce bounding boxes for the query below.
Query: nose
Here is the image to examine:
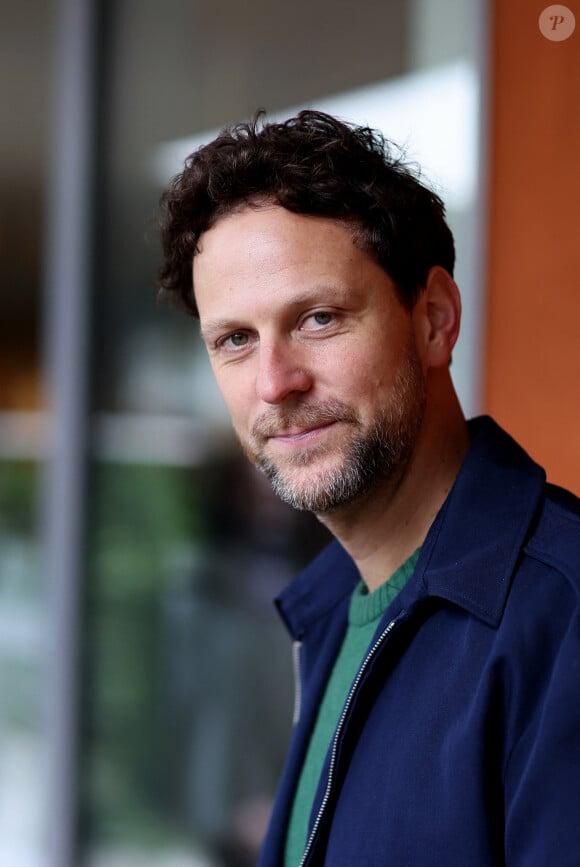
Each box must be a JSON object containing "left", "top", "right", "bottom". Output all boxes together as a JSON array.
[{"left": 255, "top": 339, "right": 313, "bottom": 405}]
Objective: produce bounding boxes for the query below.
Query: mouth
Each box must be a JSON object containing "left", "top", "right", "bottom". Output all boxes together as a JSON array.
[{"left": 268, "top": 421, "right": 337, "bottom": 445}]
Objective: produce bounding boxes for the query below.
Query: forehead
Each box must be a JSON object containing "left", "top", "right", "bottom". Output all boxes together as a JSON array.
[
  {"left": 192, "top": 206, "right": 388, "bottom": 316},
  {"left": 195, "top": 206, "right": 359, "bottom": 274}
]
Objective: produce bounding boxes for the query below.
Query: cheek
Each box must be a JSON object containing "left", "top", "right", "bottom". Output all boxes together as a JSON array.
[{"left": 334, "top": 347, "right": 398, "bottom": 401}]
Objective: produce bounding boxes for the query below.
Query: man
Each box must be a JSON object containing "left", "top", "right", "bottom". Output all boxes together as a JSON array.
[{"left": 158, "top": 111, "right": 580, "bottom": 866}]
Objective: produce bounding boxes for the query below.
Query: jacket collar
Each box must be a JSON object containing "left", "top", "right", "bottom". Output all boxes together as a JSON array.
[{"left": 276, "top": 417, "right": 546, "bottom": 637}]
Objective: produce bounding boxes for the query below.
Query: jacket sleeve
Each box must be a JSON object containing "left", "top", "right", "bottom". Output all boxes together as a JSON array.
[{"left": 504, "top": 610, "right": 580, "bottom": 865}]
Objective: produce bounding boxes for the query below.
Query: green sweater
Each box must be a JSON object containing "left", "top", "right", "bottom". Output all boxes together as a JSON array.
[{"left": 284, "top": 548, "right": 420, "bottom": 867}]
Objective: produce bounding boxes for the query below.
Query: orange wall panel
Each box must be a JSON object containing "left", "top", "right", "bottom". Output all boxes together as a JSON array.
[{"left": 485, "top": 1, "right": 580, "bottom": 493}]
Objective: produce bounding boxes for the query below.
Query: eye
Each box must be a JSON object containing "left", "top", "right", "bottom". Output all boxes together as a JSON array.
[
  {"left": 301, "top": 311, "right": 334, "bottom": 330},
  {"left": 220, "top": 331, "right": 250, "bottom": 350}
]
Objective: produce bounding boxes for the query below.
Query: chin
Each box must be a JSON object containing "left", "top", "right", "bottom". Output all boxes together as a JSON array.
[{"left": 265, "top": 458, "right": 372, "bottom": 513}]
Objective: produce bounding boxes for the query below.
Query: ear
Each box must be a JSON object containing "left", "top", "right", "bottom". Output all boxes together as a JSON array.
[{"left": 412, "top": 266, "right": 461, "bottom": 369}]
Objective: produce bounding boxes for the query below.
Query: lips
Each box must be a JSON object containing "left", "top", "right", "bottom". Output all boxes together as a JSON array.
[
  {"left": 270, "top": 421, "right": 335, "bottom": 439},
  {"left": 251, "top": 399, "right": 359, "bottom": 445}
]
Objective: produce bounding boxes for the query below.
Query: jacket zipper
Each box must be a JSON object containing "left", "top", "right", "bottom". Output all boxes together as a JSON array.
[
  {"left": 298, "top": 614, "right": 402, "bottom": 867},
  {"left": 292, "top": 640, "right": 303, "bottom": 725}
]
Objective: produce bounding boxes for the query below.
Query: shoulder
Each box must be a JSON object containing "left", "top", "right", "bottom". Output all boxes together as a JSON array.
[
  {"left": 494, "top": 481, "right": 580, "bottom": 674},
  {"left": 523, "top": 482, "right": 580, "bottom": 602}
]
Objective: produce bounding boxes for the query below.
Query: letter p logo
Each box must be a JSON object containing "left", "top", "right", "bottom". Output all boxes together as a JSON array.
[{"left": 539, "top": 5, "right": 576, "bottom": 40}]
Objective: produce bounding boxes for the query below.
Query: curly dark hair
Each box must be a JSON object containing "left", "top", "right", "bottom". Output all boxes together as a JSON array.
[{"left": 157, "top": 110, "right": 455, "bottom": 315}]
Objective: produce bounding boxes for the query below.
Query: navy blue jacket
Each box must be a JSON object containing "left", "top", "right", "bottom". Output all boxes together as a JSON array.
[{"left": 257, "top": 417, "right": 580, "bottom": 866}]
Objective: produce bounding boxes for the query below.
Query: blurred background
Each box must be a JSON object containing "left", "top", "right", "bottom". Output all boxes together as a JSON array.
[{"left": 1, "top": 0, "right": 579, "bottom": 865}]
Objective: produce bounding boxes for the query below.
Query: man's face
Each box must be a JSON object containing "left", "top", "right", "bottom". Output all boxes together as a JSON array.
[{"left": 194, "top": 206, "right": 427, "bottom": 513}]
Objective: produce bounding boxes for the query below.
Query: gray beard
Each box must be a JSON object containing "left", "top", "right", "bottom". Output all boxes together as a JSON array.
[{"left": 247, "top": 343, "right": 426, "bottom": 513}]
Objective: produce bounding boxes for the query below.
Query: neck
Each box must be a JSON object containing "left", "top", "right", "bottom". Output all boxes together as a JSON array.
[{"left": 317, "top": 374, "right": 470, "bottom": 592}]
